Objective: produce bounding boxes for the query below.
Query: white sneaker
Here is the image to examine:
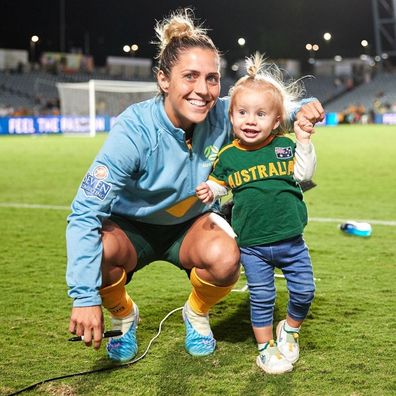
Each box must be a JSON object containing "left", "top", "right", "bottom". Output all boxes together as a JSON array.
[
  {"left": 256, "top": 340, "right": 293, "bottom": 374},
  {"left": 276, "top": 319, "right": 300, "bottom": 364}
]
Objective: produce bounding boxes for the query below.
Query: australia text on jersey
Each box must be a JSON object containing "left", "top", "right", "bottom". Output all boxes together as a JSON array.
[{"left": 227, "top": 159, "right": 294, "bottom": 188}]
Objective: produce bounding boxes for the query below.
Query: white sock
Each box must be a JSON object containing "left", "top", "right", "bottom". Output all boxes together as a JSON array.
[
  {"left": 258, "top": 342, "right": 269, "bottom": 354},
  {"left": 111, "top": 304, "right": 136, "bottom": 337},
  {"left": 184, "top": 301, "right": 211, "bottom": 336},
  {"left": 284, "top": 322, "right": 300, "bottom": 333}
]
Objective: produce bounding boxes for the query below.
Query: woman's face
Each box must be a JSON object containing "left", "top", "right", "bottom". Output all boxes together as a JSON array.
[{"left": 158, "top": 47, "right": 221, "bottom": 132}]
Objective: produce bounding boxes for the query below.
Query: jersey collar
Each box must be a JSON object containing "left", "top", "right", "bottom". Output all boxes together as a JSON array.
[
  {"left": 233, "top": 134, "right": 275, "bottom": 151},
  {"left": 155, "top": 97, "right": 186, "bottom": 142}
]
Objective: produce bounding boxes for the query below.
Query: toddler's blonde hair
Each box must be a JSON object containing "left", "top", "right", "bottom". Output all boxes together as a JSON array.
[{"left": 229, "top": 52, "right": 305, "bottom": 133}]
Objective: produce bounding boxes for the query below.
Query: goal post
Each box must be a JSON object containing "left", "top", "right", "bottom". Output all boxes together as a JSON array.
[{"left": 56, "top": 79, "right": 158, "bottom": 136}]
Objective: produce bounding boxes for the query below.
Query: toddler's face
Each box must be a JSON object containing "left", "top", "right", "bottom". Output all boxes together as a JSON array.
[{"left": 230, "top": 88, "right": 280, "bottom": 147}]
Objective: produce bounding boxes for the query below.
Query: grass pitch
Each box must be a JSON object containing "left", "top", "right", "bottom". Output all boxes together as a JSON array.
[{"left": 0, "top": 125, "right": 395, "bottom": 395}]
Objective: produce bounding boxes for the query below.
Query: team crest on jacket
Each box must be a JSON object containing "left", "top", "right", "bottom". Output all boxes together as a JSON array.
[
  {"left": 204, "top": 145, "right": 219, "bottom": 162},
  {"left": 81, "top": 166, "right": 112, "bottom": 200},
  {"left": 275, "top": 146, "right": 292, "bottom": 159},
  {"left": 93, "top": 165, "right": 109, "bottom": 180}
]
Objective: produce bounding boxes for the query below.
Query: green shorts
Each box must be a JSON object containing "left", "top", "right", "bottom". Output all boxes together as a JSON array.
[{"left": 108, "top": 214, "right": 202, "bottom": 282}]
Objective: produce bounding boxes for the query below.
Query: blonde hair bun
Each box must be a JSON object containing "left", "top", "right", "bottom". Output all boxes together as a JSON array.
[
  {"left": 153, "top": 8, "right": 218, "bottom": 94},
  {"left": 155, "top": 9, "right": 207, "bottom": 55}
]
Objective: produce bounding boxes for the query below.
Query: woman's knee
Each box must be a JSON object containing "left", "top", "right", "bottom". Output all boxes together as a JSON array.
[
  {"left": 207, "top": 237, "right": 240, "bottom": 281},
  {"left": 101, "top": 221, "right": 137, "bottom": 271}
]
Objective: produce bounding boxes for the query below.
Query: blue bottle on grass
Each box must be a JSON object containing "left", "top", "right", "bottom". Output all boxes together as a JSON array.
[{"left": 339, "top": 221, "right": 372, "bottom": 237}]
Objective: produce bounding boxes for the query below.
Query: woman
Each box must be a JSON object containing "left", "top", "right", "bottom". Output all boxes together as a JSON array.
[{"left": 67, "top": 9, "right": 324, "bottom": 362}]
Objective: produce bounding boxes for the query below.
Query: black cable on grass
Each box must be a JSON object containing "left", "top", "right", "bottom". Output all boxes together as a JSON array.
[
  {"left": 9, "top": 307, "right": 183, "bottom": 396},
  {"left": 9, "top": 363, "right": 133, "bottom": 395}
]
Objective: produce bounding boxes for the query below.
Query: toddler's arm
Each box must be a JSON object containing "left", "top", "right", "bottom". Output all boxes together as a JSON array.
[{"left": 293, "top": 120, "right": 317, "bottom": 182}]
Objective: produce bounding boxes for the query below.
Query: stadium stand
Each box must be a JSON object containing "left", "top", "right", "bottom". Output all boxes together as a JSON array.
[
  {"left": 303, "top": 75, "right": 349, "bottom": 104},
  {"left": 0, "top": 70, "right": 351, "bottom": 114},
  {"left": 0, "top": 68, "right": 154, "bottom": 116},
  {"left": 1, "top": 62, "right": 396, "bottom": 125},
  {"left": 325, "top": 72, "right": 396, "bottom": 113}
]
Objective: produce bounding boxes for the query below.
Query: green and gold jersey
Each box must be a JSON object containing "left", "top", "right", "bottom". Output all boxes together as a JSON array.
[{"left": 209, "top": 135, "right": 307, "bottom": 247}]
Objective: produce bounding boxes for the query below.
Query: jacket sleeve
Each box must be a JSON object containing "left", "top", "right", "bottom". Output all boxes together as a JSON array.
[
  {"left": 289, "top": 97, "right": 319, "bottom": 121},
  {"left": 65, "top": 116, "right": 143, "bottom": 307}
]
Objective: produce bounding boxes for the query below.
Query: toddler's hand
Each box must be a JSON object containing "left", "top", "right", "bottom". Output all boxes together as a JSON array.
[
  {"left": 294, "top": 120, "right": 315, "bottom": 143},
  {"left": 196, "top": 182, "right": 214, "bottom": 204}
]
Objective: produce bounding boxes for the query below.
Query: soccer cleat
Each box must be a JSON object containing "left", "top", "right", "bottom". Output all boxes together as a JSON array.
[
  {"left": 276, "top": 319, "right": 300, "bottom": 364},
  {"left": 256, "top": 340, "right": 293, "bottom": 374},
  {"left": 106, "top": 303, "right": 139, "bottom": 362},
  {"left": 182, "top": 302, "right": 216, "bottom": 356}
]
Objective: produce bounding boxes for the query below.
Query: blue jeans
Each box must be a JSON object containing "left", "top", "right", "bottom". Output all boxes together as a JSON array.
[{"left": 240, "top": 235, "right": 315, "bottom": 328}]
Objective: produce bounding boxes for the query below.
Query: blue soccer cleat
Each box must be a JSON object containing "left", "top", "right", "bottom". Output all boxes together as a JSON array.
[
  {"left": 106, "top": 303, "right": 139, "bottom": 362},
  {"left": 182, "top": 302, "right": 216, "bottom": 356}
]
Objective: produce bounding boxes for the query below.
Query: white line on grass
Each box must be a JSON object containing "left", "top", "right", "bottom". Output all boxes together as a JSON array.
[
  {"left": 0, "top": 202, "right": 395, "bottom": 226},
  {"left": 309, "top": 217, "right": 396, "bottom": 226},
  {"left": 0, "top": 202, "right": 70, "bottom": 211}
]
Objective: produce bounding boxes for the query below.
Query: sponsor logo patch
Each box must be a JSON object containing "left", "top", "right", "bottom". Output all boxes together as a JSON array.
[
  {"left": 81, "top": 172, "right": 112, "bottom": 200},
  {"left": 275, "top": 146, "right": 292, "bottom": 159}
]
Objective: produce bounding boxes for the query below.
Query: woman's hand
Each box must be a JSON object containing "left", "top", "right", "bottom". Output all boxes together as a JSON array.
[
  {"left": 69, "top": 305, "right": 104, "bottom": 350},
  {"left": 296, "top": 100, "right": 325, "bottom": 132}
]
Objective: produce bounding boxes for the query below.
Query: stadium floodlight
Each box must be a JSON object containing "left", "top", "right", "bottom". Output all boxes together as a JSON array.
[
  {"left": 237, "top": 37, "right": 246, "bottom": 47},
  {"left": 361, "top": 40, "right": 368, "bottom": 47},
  {"left": 57, "top": 79, "right": 158, "bottom": 136},
  {"left": 30, "top": 35, "right": 39, "bottom": 64},
  {"left": 323, "top": 32, "right": 332, "bottom": 41}
]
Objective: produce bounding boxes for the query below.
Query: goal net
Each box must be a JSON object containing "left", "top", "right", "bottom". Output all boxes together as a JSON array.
[{"left": 56, "top": 79, "right": 158, "bottom": 136}]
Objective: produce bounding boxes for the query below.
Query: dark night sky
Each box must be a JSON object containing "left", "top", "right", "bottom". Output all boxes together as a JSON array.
[{"left": 1, "top": 0, "right": 375, "bottom": 67}]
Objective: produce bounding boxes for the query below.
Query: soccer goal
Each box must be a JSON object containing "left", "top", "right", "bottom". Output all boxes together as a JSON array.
[{"left": 56, "top": 79, "right": 158, "bottom": 136}]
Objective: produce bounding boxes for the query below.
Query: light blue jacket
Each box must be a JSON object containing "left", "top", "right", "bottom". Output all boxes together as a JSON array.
[{"left": 66, "top": 96, "right": 232, "bottom": 306}]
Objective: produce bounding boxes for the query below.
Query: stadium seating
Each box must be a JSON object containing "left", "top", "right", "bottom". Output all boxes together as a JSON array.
[
  {"left": 2, "top": 67, "right": 396, "bottom": 119},
  {"left": 303, "top": 75, "right": 348, "bottom": 104},
  {"left": 325, "top": 72, "right": 396, "bottom": 112},
  {"left": 0, "top": 69, "right": 153, "bottom": 114}
]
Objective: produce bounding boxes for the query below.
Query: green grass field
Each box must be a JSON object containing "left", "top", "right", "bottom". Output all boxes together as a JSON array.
[{"left": 0, "top": 125, "right": 395, "bottom": 396}]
